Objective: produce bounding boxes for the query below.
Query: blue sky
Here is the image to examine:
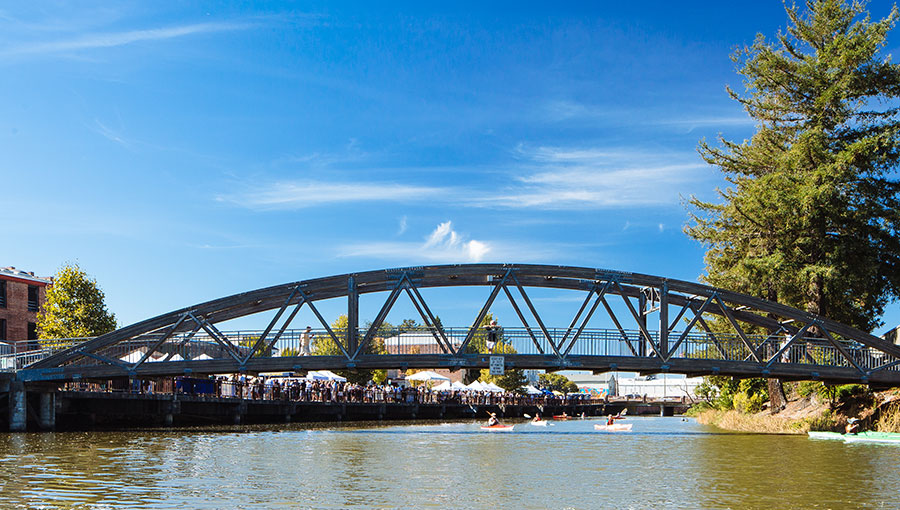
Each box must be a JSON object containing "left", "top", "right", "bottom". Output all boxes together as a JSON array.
[{"left": 3, "top": 1, "right": 900, "bottom": 333}]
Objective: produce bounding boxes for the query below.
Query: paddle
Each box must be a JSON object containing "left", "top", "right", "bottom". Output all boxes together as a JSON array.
[{"left": 524, "top": 413, "right": 532, "bottom": 419}]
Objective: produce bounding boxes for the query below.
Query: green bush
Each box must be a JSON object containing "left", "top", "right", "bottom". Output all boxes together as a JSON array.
[{"left": 733, "top": 391, "right": 767, "bottom": 413}]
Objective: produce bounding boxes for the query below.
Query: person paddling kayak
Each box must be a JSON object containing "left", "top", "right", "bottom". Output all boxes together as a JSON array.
[{"left": 487, "top": 412, "right": 500, "bottom": 427}]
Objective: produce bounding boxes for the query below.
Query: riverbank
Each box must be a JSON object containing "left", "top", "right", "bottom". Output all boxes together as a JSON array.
[{"left": 694, "top": 387, "right": 900, "bottom": 434}]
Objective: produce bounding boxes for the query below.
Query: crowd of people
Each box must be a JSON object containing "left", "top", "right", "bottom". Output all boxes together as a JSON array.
[{"left": 66, "top": 375, "right": 601, "bottom": 408}]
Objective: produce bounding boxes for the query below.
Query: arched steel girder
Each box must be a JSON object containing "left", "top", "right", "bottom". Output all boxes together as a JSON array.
[{"left": 22, "top": 264, "right": 900, "bottom": 385}]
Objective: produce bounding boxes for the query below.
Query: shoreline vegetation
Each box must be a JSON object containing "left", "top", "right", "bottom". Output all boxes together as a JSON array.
[{"left": 691, "top": 385, "right": 900, "bottom": 435}]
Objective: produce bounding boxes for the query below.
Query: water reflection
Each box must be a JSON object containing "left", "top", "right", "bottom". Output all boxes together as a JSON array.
[{"left": 0, "top": 418, "right": 897, "bottom": 509}]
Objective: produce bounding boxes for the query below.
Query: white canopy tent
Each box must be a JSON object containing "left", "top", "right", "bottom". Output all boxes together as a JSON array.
[
  {"left": 405, "top": 371, "right": 450, "bottom": 382},
  {"left": 307, "top": 370, "right": 347, "bottom": 382},
  {"left": 524, "top": 385, "right": 543, "bottom": 395},
  {"left": 433, "top": 381, "right": 452, "bottom": 391},
  {"left": 467, "top": 380, "right": 486, "bottom": 392},
  {"left": 482, "top": 381, "right": 504, "bottom": 393}
]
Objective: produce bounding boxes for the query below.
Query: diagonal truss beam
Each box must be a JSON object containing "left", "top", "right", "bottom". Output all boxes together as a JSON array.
[
  {"left": 693, "top": 312, "right": 728, "bottom": 360},
  {"left": 615, "top": 282, "right": 664, "bottom": 359},
  {"left": 600, "top": 296, "right": 640, "bottom": 357},
  {"left": 764, "top": 322, "right": 814, "bottom": 368},
  {"left": 190, "top": 313, "right": 245, "bottom": 364},
  {"left": 299, "top": 288, "right": 351, "bottom": 359},
  {"left": 562, "top": 281, "right": 613, "bottom": 357},
  {"left": 820, "top": 326, "right": 867, "bottom": 375},
  {"left": 355, "top": 275, "right": 409, "bottom": 359},
  {"left": 456, "top": 269, "right": 513, "bottom": 355},
  {"left": 405, "top": 286, "right": 453, "bottom": 354},
  {"left": 509, "top": 273, "right": 560, "bottom": 357},
  {"left": 715, "top": 295, "right": 761, "bottom": 363},
  {"left": 502, "top": 286, "right": 547, "bottom": 355},
  {"left": 259, "top": 294, "right": 308, "bottom": 358},
  {"left": 132, "top": 312, "right": 191, "bottom": 369},
  {"left": 163, "top": 322, "right": 203, "bottom": 361},
  {"left": 665, "top": 294, "right": 715, "bottom": 361},
  {"left": 243, "top": 287, "right": 300, "bottom": 363},
  {"left": 77, "top": 349, "right": 132, "bottom": 371}
]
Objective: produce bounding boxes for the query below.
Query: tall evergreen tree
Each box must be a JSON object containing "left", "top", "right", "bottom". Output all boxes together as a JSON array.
[
  {"left": 687, "top": 0, "right": 900, "bottom": 332},
  {"left": 37, "top": 263, "right": 117, "bottom": 339}
]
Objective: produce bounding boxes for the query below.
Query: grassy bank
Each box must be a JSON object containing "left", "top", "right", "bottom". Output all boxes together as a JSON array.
[
  {"left": 693, "top": 408, "right": 829, "bottom": 434},
  {"left": 693, "top": 388, "right": 900, "bottom": 434}
]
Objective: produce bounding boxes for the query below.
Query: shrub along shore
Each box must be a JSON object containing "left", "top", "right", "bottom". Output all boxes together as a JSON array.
[{"left": 688, "top": 380, "right": 900, "bottom": 435}]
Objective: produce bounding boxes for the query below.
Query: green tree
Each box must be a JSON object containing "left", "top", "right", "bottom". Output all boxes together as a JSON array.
[
  {"left": 686, "top": 0, "right": 900, "bottom": 333},
  {"left": 37, "top": 263, "right": 117, "bottom": 340},
  {"left": 311, "top": 315, "right": 388, "bottom": 385},
  {"left": 538, "top": 373, "right": 579, "bottom": 394}
]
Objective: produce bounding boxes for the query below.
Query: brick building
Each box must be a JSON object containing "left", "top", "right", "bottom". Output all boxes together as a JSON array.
[{"left": 0, "top": 266, "right": 52, "bottom": 351}]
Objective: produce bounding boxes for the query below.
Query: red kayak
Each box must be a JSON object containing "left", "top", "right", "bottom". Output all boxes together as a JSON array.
[
  {"left": 480, "top": 424, "right": 515, "bottom": 431},
  {"left": 553, "top": 415, "right": 570, "bottom": 420}
]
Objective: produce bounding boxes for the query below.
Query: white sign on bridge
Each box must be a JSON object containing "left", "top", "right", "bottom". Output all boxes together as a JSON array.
[{"left": 489, "top": 356, "right": 505, "bottom": 376}]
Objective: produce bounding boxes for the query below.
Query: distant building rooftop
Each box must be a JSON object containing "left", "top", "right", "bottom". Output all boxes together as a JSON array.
[
  {"left": 883, "top": 325, "right": 900, "bottom": 346},
  {"left": 0, "top": 266, "right": 52, "bottom": 285}
]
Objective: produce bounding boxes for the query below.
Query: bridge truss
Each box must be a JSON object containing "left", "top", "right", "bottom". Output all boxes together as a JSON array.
[{"left": 23, "top": 264, "right": 900, "bottom": 386}]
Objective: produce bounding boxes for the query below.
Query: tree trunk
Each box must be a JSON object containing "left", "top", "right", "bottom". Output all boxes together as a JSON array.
[{"left": 768, "top": 378, "right": 787, "bottom": 414}]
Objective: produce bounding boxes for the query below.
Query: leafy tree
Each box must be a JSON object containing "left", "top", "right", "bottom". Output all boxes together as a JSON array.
[
  {"left": 37, "top": 263, "right": 117, "bottom": 340},
  {"left": 538, "top": 372, "right": 579, "bottom": 394},
  {"left": 686, "top": 0, "right": 900, "bottom": 333},
  {"left": 311, "top": 315, "right": 388, "bottom": 385}
]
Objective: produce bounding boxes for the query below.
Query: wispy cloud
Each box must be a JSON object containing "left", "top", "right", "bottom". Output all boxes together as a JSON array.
[
  {"left": 224, "top": 143, "right": 707, "bottom": 211},
  {"left": 656, "top": 116, "right": 755, "bottom": 133},
  {"left": 397, "top": 216, "right": 408, "bottom": 236},
  {"left": 476, "top": 145, "right": 707, "bottom": 209},
  {"left": 0, "top": 22, "right": 251, "bottom": 58},
  {"left": 92, "top": 119, "right": 134, "bottom": 149},
  {"left": 218, "top": 181, "right": 446, "bottom": 209}
]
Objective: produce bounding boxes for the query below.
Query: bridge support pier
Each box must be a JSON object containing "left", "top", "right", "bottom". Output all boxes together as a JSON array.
[
  {"left": 39, "top": 392, "right": 55, "bottom": 431},
  {"left": 9, "top": 381, "right": 26, "bottom": 432}
]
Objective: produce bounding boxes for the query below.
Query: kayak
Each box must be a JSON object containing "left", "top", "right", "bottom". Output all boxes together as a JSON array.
[
  {"left": 529, "top": 421, "right": 548, "bottom": 427},
  {"left": 844, "top": 431, "right": 900, "bottom": 444},
  {"left": 481, "top": 424, "right": 515, "bottom": 432},
  {"left": 594, "top": 423, "right": 633, "bottom": 432},
  {"left": 553, "top": 415, "right": 570, "bottom": 420},
  {"left": 807, "top": 431, "right": 844, "bottom": 440},
  {"left": 808, "top": 431, "right": 900, "bottom": 444}
]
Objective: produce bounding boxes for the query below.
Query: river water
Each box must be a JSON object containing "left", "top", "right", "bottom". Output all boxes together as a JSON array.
[{"left": 1, "top": 417, "right": 898, "bottom": 509}]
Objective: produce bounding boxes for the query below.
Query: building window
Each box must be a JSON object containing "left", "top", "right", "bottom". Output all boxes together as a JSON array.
[
  {"left": 0, "top": 280, "right": 6, "bottom": 308},
  {"left": 27, "top": 285, "right": 38, "bottom": 312},
  {"left": 0, "top": 319, "right": 6, "bottom": 341},
  {"left": 27, "top": 322, "right": 38, "bottom": 351}
]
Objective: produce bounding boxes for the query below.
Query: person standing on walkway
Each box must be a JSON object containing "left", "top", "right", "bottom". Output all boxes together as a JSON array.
[
  {"left": 301, "top": 326, "right": 312, "bottom": 356},
  {"left": 485, "top": 319, "right": 500, "bottom": 353}
]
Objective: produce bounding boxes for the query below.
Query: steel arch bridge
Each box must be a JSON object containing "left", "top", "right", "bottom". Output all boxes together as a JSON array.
[{"left": 21, "top": 264, "right": 900, "bottom": 386}]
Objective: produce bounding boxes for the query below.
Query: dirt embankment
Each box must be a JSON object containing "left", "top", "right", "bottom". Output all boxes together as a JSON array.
[{"left": 694, "top": 389, "right": 900, "bottom": 434}]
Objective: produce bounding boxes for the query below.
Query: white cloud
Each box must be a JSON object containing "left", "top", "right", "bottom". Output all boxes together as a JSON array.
[
  {"left": 423, "top": 221, "right": 490, "bottom": 262},
  {"left": 223, "top": 143, "right": 707, "bottom": 212},
  {"left": 0, "top": 22, "right": 250, "bottom": 58},
  {"left": 397, "top": 216, "right": 408, "bottom": 235},
  {"left": 479, "top": 145, "right": 707, "bottom": 209},
  {"left": 338, "top": 221, "right": 492, "bottom": 264},
  {"left": 218, "top": 181, "right": 445, "bottom": 209}
]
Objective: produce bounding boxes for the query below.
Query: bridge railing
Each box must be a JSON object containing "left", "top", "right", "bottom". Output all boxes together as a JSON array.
[
  {"left": 37, "top": 326, "right": 899, "bottom": 376},
  {"left": 0, "top": 338, "right": 92, "bottom": 372}
]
